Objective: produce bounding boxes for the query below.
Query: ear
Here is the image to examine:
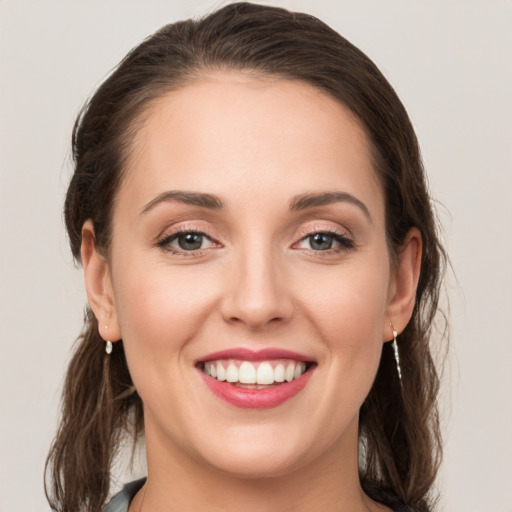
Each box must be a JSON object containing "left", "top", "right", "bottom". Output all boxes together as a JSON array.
[
  {"left": 81, "top": 219, "right": 121, "bottom": 342},
  {"left": 383, "top": 227, "right": 422, "bottom": 340}
]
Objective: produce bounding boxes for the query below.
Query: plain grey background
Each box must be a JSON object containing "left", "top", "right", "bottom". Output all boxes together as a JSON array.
[{"left": 1, "top": 1, "right": 511, "bottom": 511}]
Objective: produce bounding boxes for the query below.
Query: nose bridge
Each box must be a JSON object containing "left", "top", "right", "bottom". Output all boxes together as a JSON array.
[{"left": 223, "top": 234, "right": 292, "bottom": 329}]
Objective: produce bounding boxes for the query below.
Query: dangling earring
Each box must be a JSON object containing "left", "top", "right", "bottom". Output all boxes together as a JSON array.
[
  {"left": 104, "top": 325, "right": 113, "bottom": 355},
  {"left": 389, "top": 322, "right": 402, "bottom": 383}
]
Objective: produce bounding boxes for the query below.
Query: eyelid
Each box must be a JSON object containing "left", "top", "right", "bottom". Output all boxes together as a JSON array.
[
  {"left": 155, "top": 220, "right": 218, "bottom": 241},
  {"left": 154, "top": 221, "right": 354, "bottom": 255},
  {"left": 155, "top": 223, "right": 222, "bottom": 255},
  {"left": 293, "top": 222, "right": 352, "bottom": 241},
  {"left": 291, "top": 223, "right": 355, "bottom": 252}
]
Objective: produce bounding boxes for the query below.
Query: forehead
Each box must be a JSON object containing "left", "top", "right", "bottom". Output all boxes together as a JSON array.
[{"left": 119, "top": 72, "right": 384, "bottom": 219}]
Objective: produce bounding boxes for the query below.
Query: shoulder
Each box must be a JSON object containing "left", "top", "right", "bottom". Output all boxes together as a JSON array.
[{"left": 102, "top": 478, "right": 146, "bottom": 512}]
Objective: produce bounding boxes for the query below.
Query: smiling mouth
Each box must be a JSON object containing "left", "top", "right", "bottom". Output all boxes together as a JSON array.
[
  {"left": 198, "top": 359, "right": 314, "bottom": 388},
  {"left": 196, "top": 348, "right": 316, "bottom": 408}
]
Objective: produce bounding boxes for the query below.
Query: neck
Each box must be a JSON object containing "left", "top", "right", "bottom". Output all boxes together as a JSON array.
[{"left": 131, "top": 417, "right": 386, "bottom": 512}]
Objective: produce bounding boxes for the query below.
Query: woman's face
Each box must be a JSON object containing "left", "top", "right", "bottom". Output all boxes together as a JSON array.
[{"left": 88, "top": 73, "right": 414, "bottom": 478}]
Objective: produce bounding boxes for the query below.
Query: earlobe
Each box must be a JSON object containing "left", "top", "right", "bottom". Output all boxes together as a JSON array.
[
  {"left": 81, "top": 220, "right": 121, "bottom": 342},
  {"left": 384, "top": 227, "right": 422, "bottom": 339}
]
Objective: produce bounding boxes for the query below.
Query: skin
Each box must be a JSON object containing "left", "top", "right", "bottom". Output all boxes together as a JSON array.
[{"left": 81, "top": 72, "right": 421, "bottom": 512}]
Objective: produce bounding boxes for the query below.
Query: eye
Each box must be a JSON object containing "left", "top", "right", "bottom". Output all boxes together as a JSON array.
[
  {"left": 295, "top": 231, "right": 354, "bottom": 252},
  {"left": 157, "top": 230, "right": 217, "bottom": 253},
  {"left": 305, "top": 233, "right": 335, "bottom": 251}
]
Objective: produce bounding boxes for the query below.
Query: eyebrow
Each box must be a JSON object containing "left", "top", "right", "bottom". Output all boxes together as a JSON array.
[
  {"left": 141, "top": 189, "right": 371, "bottom": 222},
  {"left": 290, "top": 191, "right": 372, "bottom": 222},
  {"left": 141, "top": 190, "right": 224, "bottom": 215}
]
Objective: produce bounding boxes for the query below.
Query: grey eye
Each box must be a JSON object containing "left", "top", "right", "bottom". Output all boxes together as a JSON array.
[
  {"left": 176, "top": 233, "right": 205, "bottom": 250},
  {"left": 294, "top": 231, "right": 354, "bottom": 252},
  {"left": 158, "top": 230, "right": 218, "bottom": 254},
  {"left": 308, "top": 233, "right": 334, "bottom": 251}
]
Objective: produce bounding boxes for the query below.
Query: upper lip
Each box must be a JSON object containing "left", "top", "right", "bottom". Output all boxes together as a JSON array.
[{"left": 196, "top": 347, "right": 315, "bottom": 363}]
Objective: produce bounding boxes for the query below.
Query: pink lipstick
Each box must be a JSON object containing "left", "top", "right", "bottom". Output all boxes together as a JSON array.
[{"left": 196, "top": 348, "right": 315, "bottom": 409}]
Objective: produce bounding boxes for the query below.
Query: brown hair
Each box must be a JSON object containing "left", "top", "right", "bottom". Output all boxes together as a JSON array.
[{"left": 46, "top": 3, "right": 446, "bottom": 511}]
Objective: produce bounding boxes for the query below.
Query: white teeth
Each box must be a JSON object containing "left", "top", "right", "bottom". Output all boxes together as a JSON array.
[
  {"left": 274, "top": 363, "right": 285, "bottom": 382},
  {"left": 216, "top": 362, "right": 226, "bottom": 381},
  {"left": 203, "top": 359, "right": 309, "bottom": 385},
  {"left": 256, "top": 362, "right": 274, "bottom": 385},
  {"left": 285, "top": 363, "right": 295, "bottom": 382},
  {"left": 226, "top": 363, "right": 238, "bottom": 383},
  {"left": 294, "top": 362, "right": 306, "bottom": 379},
  {"left": 239, "top": 361, "right": 257, "bottom": 384}
]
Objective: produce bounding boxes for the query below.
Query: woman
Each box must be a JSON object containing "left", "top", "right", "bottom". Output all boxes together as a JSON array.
[{"left": 45, "top": 3, "right": 446, "bottom": 512}]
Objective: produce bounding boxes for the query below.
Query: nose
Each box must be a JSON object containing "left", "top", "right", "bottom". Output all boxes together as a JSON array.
[{"left": 220, "top": 244, "right": 294, "bottom": 331}]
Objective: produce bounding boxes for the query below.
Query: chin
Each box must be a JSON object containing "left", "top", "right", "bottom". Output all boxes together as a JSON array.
[
  {"left": 204, "top": 448, "right": 306, "bottom": 480},
  {"left": 192, "top": 423, "right": 320, "bottom": 480}
]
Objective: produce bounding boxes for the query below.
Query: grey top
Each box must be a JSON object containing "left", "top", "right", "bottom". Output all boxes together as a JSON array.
[
  {"left": 102, "top": 478, "right": 415, "bottom": 512},
  {"left": 103, "top": 478, "right": 146, "bottom": 512}
]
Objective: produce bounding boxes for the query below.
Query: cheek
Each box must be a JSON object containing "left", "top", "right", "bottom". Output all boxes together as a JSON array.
[
  {"left": 115, "top": 265, "right": 216, "bottom": 339},
  {"left": 111, "top": 259, "right": 219, "bottom": 384},
  {"left": 305, "top": 258, "right": 389, "bottom": 320},
  {"left": 110, "top": 264, "right": 223, "bottom": 429},
  {"left": 299, "top": 257, "right": 390, "bottom": 371}
]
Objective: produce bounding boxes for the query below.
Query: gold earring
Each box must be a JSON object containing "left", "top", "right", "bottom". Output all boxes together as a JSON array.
[{"left": 389, "top": 322, "right": 402, "bottom": 383}]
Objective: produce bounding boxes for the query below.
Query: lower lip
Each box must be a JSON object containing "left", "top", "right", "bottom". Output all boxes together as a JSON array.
[{"left": 199, "top": 367, "right": 314, "bottom": 409}]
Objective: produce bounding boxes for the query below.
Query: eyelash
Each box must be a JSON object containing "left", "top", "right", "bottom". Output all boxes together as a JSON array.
[
  {"left": 293, "top": 228, "right": 355, "bottom": 254},
  {"left": 156, "top": 228, "right": 219, "bottom": 256},
  {"left": 155, "top": 227, "right": 355, "bottom": 256}
]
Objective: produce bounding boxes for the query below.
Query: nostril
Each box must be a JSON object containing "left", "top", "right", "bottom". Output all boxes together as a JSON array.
[
  {"left": 227, "top": 315, "right": 288, "bottom": 331},
  {"left": 220, "top": 270, "right": 294, "bottom": 329}
]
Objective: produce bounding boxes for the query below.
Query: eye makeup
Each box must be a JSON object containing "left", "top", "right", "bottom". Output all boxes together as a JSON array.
[
  {"left": 156, "top": 227, "right": 221, "bottom": 256},
  {"left": 293, "top": 230, "right": 355, "bottom": 252}
]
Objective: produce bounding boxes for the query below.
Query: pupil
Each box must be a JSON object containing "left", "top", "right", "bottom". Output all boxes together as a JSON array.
[
  {"left": 310, "top": 233, "right": 332, "bottom": 250},
  {"left": 178, "top": 233, "right": 203, "bottom": 250}
]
